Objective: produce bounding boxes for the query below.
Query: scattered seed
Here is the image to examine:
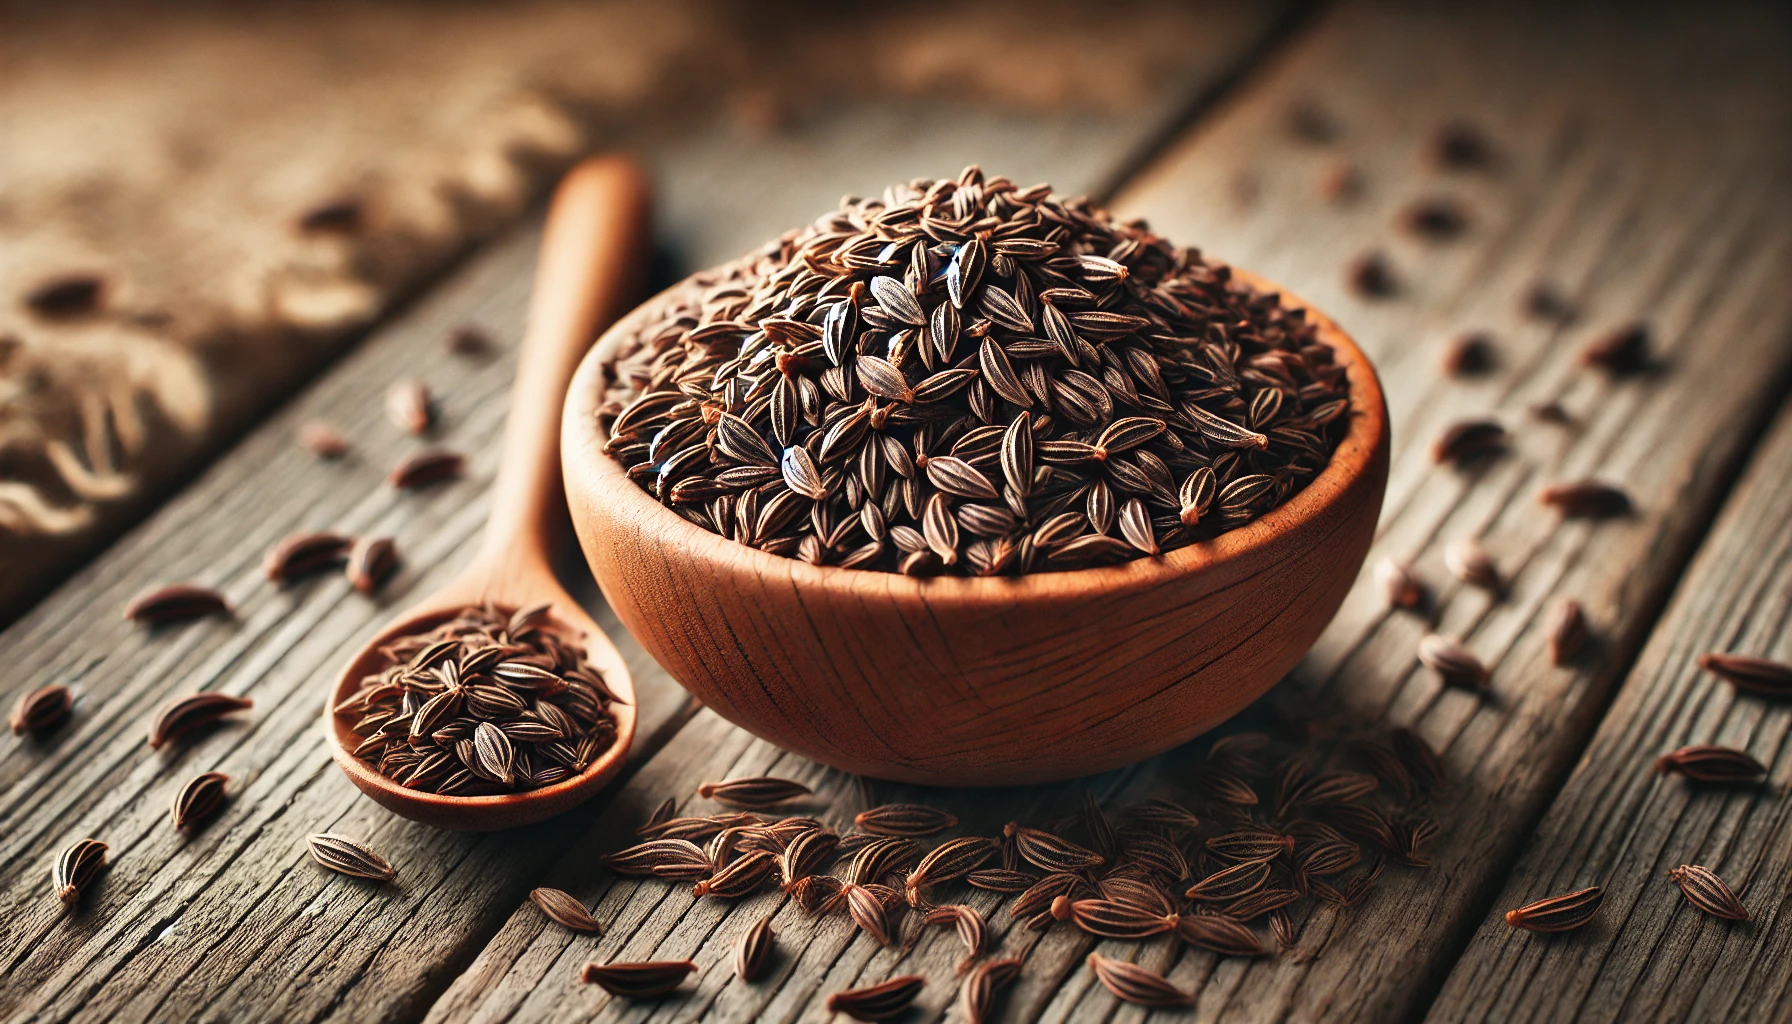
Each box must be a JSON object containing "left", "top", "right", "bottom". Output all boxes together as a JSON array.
[
  {"left": 923, "top": 904, "right": 986, "bottom": 969},
  {"left": 1699, "top": 653, "right": 1792, "bottom": 698},
  {"left": 1430, "top": 122, "right": 1492, "bottom": 170},
  {"left": 1547, "top": 598, "right": 1588, "bottom": 665},
  {"left": 1505, "top": 885, "right": 1603, "bottom": 932},
  {"left": 306, "top": 833, "right": 396, "bottom": 881},
  {"left": 1539, "top": 480, "right": 1632, "bottom": 518},
  {"left": 388, "top": 449, "right": 465, "bottom": 489},
  {"left": 1440, "top": 332, "right": 1496, "bottom": 376},
  {"left": 386, "top": 380, "right": 434, "bottom": 435},
  {"left": 1346, "top": 251, "right": 1397, "bottom": 298},
  {"left": 298, "top": 421, "right": 350, "bottom": 458},
  {"left": 264, "top": 531, "right": 354, "bottom": 582},
  {"left": 52, "top": 838, "right": 108, "bottom": 904},
  {"left": 1654, "top": 745, "right": 1767, "bottom": 784},
  {"left": 448, "top": 325, "right": 493, "bottom": 356},
  {"left": 530, "top": 887, "right": 603, "bottom": 933},
  {"left": 856, "top": 804, "right": 957, "bottom": 836},
  {"left": 1187, "top": 858, "right": 1274, "bottom": 902},
  {"left": 581, "top": 960, "right": 696, "bottom": 998},
  {"left": 1403, "top": 197, "right": 1469, "bottom": 240},
  {"left": 1011, "top": 824, "right": 1104, "bottom": 872},
  {"left": 735, "top": 915, "right": 775, "bottom": 980},
  {"left": 125, "top": 584, "right": 231, "bottom": 626},
  {"left": 11, "top": 684, "right": 72, "bottom": 735},
  {"left": 1087, "top": 953, "right": 1191, "bottom": 1007},
  {"left": 1432, "top": 420, "right": 1506, "bottom": 465},
  {"left": 1669, "top": 865, "right": 1747, "bottom": 921},
  {"left": 1445, "top": 537, "right": 1500, "bottom": 591},
  {"left": 171, "top": 772, "right": 230, "bottom": 830},
  {"left": 298, "top": 198, "right": 363, "bottom": 233},
  {"left": 1579, "top": 322, "right": 1650, "bottom": 374},
  {"left": 147, "top": 693, "right": 253, "bottom": 748},
  {"left": 697, "top": 776, "right": 812, "bottom": 809},
  {"left": 1418, "top": 634, "right": 1488, "bottom": 689},
  {"left": 1177, "top": 913, "right": 1267, "bottom": 956},
  {"left": 1373, "top": 558, "right": 1424, "bottom": 609},
  {"left": 26, "top": 274, "right": 105, "bottom": 318},
  {"left": 345, "top": 536, "right": 398, "bottom": 594},
  {"left": 827, "top": 975, "right": 924, "bottom": 1021},
  {"left": 962, "top": 957, "right": 1022, "bottom": 1024}
]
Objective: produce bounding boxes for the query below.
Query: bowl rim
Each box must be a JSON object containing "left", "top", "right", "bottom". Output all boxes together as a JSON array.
[{"left": 563, "top": 265, "right": 1386, "bottom": 609}]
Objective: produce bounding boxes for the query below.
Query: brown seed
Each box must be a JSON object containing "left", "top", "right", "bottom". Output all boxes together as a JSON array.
[
  {"left": 345, "top": 537, "right": 398, "bottom": 594},
  {"left": 52, "top": 838, "right": 109, "bottom": 904},
  {"left": 1373, "top": 558, "right": 1423, "bottom": 609},
  {"left": 1529, "top": 400, "right": 1572, "bottom": 424},
  {"left": 1440, "top": 332, "right": 1497, "bottom": 376},
  {"left": 1418, "top": 634, "right": 1488, "bottom": 689},
  {"left": 1445, "top": 537, "right": 1501, "bottom": 591},
  {"left": 1505, "top": 885, "right": 1603, "bottom": 932},
  {"left": 1206, "top": 830, "right": 1294, "bottom": 862},
  {"left": 1539, "top": 480, "right": 1632, "bottom": 518},
  {"left": 1010, "top": 872, "right": 1081, "bottom": 919},
  {"left": 298, "top": 198, "right": 362, "bottom": 233},
  {"left": 388, "top": 449, "right": 465, "bottom": 489},
  {"left": 1345, "top": 251, "right": 1397, "bottom": 298},
  {"left": 693, "top": 849, "right": 778, "bottom": 898},
  {"left": 1223, "top": 887, "right": 1301, "bottom": 921},
  {"left": 827, "top": 975, "right": 924, "bottom": 1021},
  {"left": 1187, "top": 858, "right": 1274, "bottom": 902},
  {"left": 1546, "top": 598, "right": 1589, "bottom": 665},
  {"left": 448, "top": 325, "right": 492, "bottom": 356},
  {"left": 961, "top": 957, "right": 1022, "bottom": 1024},
  {"left": 307, "top": 833, "right": 396, "bottom": 881},
  {"left": 1315, "top": 158, "right": 1362, "bottom": 203},
  {"left": 11, "top": 684, "right": 73, "bottom": 735},
  {"left": 1064, "top": 898, "right": 1178, "bottom": 939},
  {"left": 1579, "top": 321, "right": 1650, "bottom": 374},
  {"left": 1282, "top": 770, "right": 1379, "bottom": 811},
  {"left": 734, "top": 915, "right": 775, "bottom": 980},
  {"left": 922, "top": 903, "right": 986, "bottom": 968},
  {"left": 1523, "top": 279, "right": 1573, "bottom": 321},
  {"left": 530, "top": 887, "right": 603, "bottom": 933},
  {"left": 603, "top": 838, "right": 712, "bottom": 878},
  {"left": 264, "top": 531, "right": 354, "bottom": 582},
  {"left": 1431, "top": 122, "right": 1493, "bottom": 170},
  {"left": 1011, "top": 825, "right": 1104, "bottom": 872},
  {"left": 147, "top": 693, "right": 253, "bottom": 749},
  {"left": 697, "top": 776, "right": 812, "bottom": 809},
  {"left": 1087, "top": 953, "right": 1191, "bottom": 1007},
  {"left": 171, "top": 771, "right": 230, "bottom": 830},
  {"left": 581, "top": 960, "right": 696, "bottom": 998},
  {"left": 1403, "top": 197, "right": 1469, "bottom": 240},
  {"left": 385, "top": 380, "right": 433, "bottom": 435},
  {"left": 26, "top": 274, "right": 105, "bottom": 318},
  {"left": 1668, "top": 864, "right": 1748, "bottom": 921},
  {"left": 965, "top": 869, "right": 1037, "bottom": 893},
  {"left": 843, "top": 883, "right": 891, "bottom": 945},
  {"left": 298, "top": 421, "right": 350, "bottom": 458},
  {"left": 1699, "top": 653, "right": 1792, "bottom": 697},
  {"left": 1654, "top": 745, "right": 1767, "bottom": 784},
  {"left": 1431, "top": 420, "right": 1506, "bottom": 465},
  {"left": 125, "top": 584, "right": 231, "bottom": 626},
  {"left": 855, "top": 804, "right": 957, "bottom": 837},
  {"left": 1177, "top": 914, "right": 1267, "bottom": 956},
  {"left": 905, "top": 836, "right": 997, "bottom": 904}
]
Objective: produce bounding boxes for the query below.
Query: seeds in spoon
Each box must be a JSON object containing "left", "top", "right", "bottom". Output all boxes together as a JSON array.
[
  {"left": 147, "top": 693, "right": 253, "bottom": 748},
  {"left": 696, "top": 776, "right": 812, "bottom": 809},
  {"left": 52, "top": 838, "right": 108, "bottom": 904},
  {"left": 11, "top": 684, "right": 73, "bottom": 735},
  {"left": 826, "top": 975, "right": 924, "bottom": 1022},
  {"left": 529, "top": 887, "right": 603, "bottom": 933},
  {"left": 581, "top": 960, "right": 696, "bottom": 998},
  {"left": 1087, "top": 953, "right": 1192, "bottom": 1007},
  {"left": 734, "top": 915, "right": 775, "bottom": 981},
  {"left": 125, "top": 584, "right": 230, "bottom": 626},
  {"left": 1653, "top": 745, "right": 1766, "bottom": 784},
  {"left": 171, "top": 772, "right": 230, "bottom": 830},
  {"left": 1698, "top": 653, "right": 1792, "bottom": 697},
  {"left": 1668, "top": 864, "right": 1747, "bottom": 921},
  {"left": 1504, "top": 885, "right": 1603, "bottom": 932},
  {"left": 307, "top": 833, "right": 396, "bottom": 882}
]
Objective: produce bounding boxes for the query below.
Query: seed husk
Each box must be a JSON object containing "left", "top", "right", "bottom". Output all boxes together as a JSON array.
[
  {"left": 827, "top": 975, "right": 924, "bottom": 1022},
  {"left": 582, "top": 960, "right": 696, "bottom": 998},
  {"left": 1418, "top": 634, "right": 1488, "bottom": 689},
  {"left": 1579, "top": 322, "right": 1650, "bottom": 374},
  {"left": 1504, "top": 885, "right": 1603, "bottom": 932},
  {"left": 52, "top": 838, "right": 108, "bottom": 904},
  {"left": 1653, "top": 745, "right": 1767, "bottom": 784},
  {"left": 386, "top": 379, "right": 434, "bottom": 435},
  {"left": 264, "top": 531, "right": 354, "bottom": 582},
  {"left": 855, "top": 804, "right": 957, "bottom": 836},
  {"left": 1374, "top": 558, "right": 1424, "bottom": 609},
  {"left": 125, "top": 584, "right": 231, "bottom": 626},
  {"left": 147, "top": 693, "right": 253, "bottom": 748},
  {"left": 171, "top": 771, "right": 230, "bottom": 830},
  {"left": 697, "top": 776, "right": 812, "bottom": 808},
  {"left": 735, "top": 915, "right": 775, "bottom": 980},
  {"left": 1444, "top": 537, "right": 1500, "bottom": 591},
  {"left": 345, "top": 537, "right": 398, "bottom": 594},
  {"left": 1668, "top": 864, "right": 1748, "bottom": 921},
  {"left": 298, "top": 421, "right": 350, "bottom": 458},
  {"left": 388, "top": 449, "right": 466, "bottom": 489},
  {"left": 1698, "top": 653, "right": 1792, "bottom": 698},
  {"left": 1087, "top": 953, "right": 1192, "bottom": 1007},
  {"left": 307, "top": 833, "right": 396, "bottom": 881},
  {"left": 1547, "top": 598, "right": 1589, "bottom": 665},
  {"left": 962, "top": 957, "right": 1022, "bottom": 1024},
  {"left": 1539, "top": 480, "right": 1632, "bottom": 518},
  {"left": 1187, "top": 858, "right": 1274, "bottom": 902},
  {"left": 530, "top": 887, "right": 603, "bottom": 933},
  {"left": 1431, "top": 419, "right": 1505, "bottom": 465},
  {"left": 11, "top": 684, "right": 72, "bottom": 735}
]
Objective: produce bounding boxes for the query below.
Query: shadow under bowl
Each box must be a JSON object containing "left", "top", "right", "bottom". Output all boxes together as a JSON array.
[{"left": 561, "top": 268, "right": 1388, "bottom": 786}]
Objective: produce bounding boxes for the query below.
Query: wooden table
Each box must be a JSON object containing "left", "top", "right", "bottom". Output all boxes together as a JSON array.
[{"left": 5, "top": 3, "right": 1790, "bottom": 1021}]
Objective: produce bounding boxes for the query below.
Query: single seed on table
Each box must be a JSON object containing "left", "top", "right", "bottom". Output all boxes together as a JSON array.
[
  {"left": 1539, "top": 480, "right": 1632, "bottom": 518},
  {"left": 171, "top": 772, "right": 230, "bottom": 830},
  {"left": 1186, "top": 857, "right": 1274, "bottom": 902},
  {"left": 921, "top": 904, "right": 986, "bottom": 969},
  {"left": 125, "top": 584, "right": 231, "bottom": 626},
  {"left": 298, "top": 421, "right": 350, "bottom": 458},
  {"left": 1010, "top": 824, "right": 1104, "bottom": 872},
  {"left": 855, "top": 803, "right": 956, "bottom": 836},
  {"left": 1504, "top": 885, "right": 1603, "bottom": 932},
  {"left": 447, "top": 325, "right": 492, "bottom": 355},
  {"left": 692, "top": 849, "right": 777, "bottom": 898},
  {"left": 52, "top": 838, "right": 108, "bottom": 904},
  {"left": 734, "top": 914, "right": 775, "bottom": 980},
  {"left": 388, "top": 448, "right": 465, "bottom": 489},
  {"left": 1529, "top": 400, "right": 1572, "bottom": 424},
  {"left": 1374, "top": 558, "right": 1424, "bottom": 609},
  {"left": 345, "top": 536, "right": 398, "bottom": 594},
  {"left": 962, "top": 957, "right": 1022, "bottom": 1024},
  {"left": 147, "top": 693, "right": 253, "bottom": 748},
  {"left": 11, "top": 684, "right": 72, "bottom": 735},
  {"left": 1223, "top": 887, "right": 1301, "bottom": 920},
  {"left": 1418, "top": 634, "right": 1488, "bottom": 689},
  {"left": 530, "top": 887, "right": 603, "bottom": 933},
  {"left": 1547, "top": 598, "right": 1589, "bottom": 665},
  {"left": 1431, "top": 419, "right": 1506, "bottom": 465},
  {"left": 1061, "top": 897, "right": 1178, "bottom": 939},
  {"left": 1205, "top": 829, "right": 1293, "bottom": 862},
  {"left": 1579, "top": 321, "right": 1650, "bottom": 374},
  {"left": 1177, "top": 913, "right": 1267, "bottom": 956},
  {"left": 1668, "top": 864, "right": 1748, "bottom": 921},
  {"left": 827, "top": 976, "right": 925, "bottom": 1022},
  {"left": 1087, "top": 953, "right": 1192, "bottom": 1007},
  {"left": 297, "top": 197, "right": 361, "bottom": 233},
  {"left": 307, "top": 833, "right": 396, "bottom": 881},
  {"left": 602, "top": 838, "right": 711, "bottom": 878},
  {"left": 844, "top": 882, "right": 892, "bottom": 945},
  {"left": 1698, "top": 653, "right": 1792, "bottom": 698},
  {"left": 386, "top": 379, "right": 433, "bottom": 434},
  {"left": 1011, "top": 873, "right": 1082, "bottom": 919},
  {"left": 1282, "top": 769, "right": 1379, "bottom": 810},
  {"left": 1403, "top": 196, "right": 1470, "bottom": 239},
  {"left": 26, "top": 273, "right": 105, "bottom": 317},
  {"left": 696, "top": 776, "right": 812, "bottom": 809},
  {"left": 1653, "top": 745, "right": 1767, "bottom": 784},
  {"left": 581, "top": 960, "right": 696, "bottom": 998},
  {"left": 1440, "top": 332, "right": 1496, "bottom": 376},
  {"left": 1522, "top": 279, "right": 1573, "bottom": 321},
  {"left": 1445, "top": 537, "right": 1500, "bottom": 591},
  {"left": 1431, "top": 121, "right": 1493, "bottom": 169},
  {"left": 1345, "top": 250, "right": 1397, "bottom": 298},
  {"left": 264, "top": 531, "right": 354, "bottom": 582}
]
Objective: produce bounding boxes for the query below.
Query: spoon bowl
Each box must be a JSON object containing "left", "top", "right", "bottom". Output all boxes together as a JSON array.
[
  {"left": 325, "top": 157, "right": 649, "bottom": 830},
  {"left": 564, "top": 262, "right": 1388, "bottom": 786}
]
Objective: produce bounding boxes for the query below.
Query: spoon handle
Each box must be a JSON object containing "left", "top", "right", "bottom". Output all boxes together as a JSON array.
[{"left": 477, "top": 156, "right": 651, "bottom": 574}]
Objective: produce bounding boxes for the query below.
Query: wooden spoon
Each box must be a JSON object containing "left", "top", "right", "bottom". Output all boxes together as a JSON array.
[{"left": 326, "top": 156, "right": 651, "bottom": 830}]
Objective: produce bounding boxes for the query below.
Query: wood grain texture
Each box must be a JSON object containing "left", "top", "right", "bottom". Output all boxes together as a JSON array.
[
  {"left": 1096, "top": 1, "right": 1792, "bottom": 1020},
  {"left": 1425, "top": 403, "right": 1792, "bottom": 1023},
  {"left": 564, "top": 269, "right": 1387, "bottom": 786},
  {"left": 0, "top": 28, "right": 1297, "bottom": 1020}
]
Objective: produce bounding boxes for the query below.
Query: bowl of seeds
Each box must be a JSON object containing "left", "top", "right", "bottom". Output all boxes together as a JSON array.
[{"left": 563, "top": 167, "right": 1388, "bottom": 785}]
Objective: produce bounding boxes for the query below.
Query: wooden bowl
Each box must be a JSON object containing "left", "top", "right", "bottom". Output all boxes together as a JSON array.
[{"left": 562, "top": 269, "right": 1388, "bottom": 786}]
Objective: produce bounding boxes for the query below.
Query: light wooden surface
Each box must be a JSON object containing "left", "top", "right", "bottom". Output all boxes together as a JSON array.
[
  {"left": 5, "top": 1, "right": 1792, "bottom": 1022},
  {"left": 0, "top": 16, "right": 1293, "bottom": 1020}
]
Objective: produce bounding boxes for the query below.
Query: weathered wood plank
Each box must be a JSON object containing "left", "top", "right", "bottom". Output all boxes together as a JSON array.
[
  {"left": 419, "top": 2, "right": 1792, "bottom": 1021},
  {"left": 0, "top": 19, "right": 1298, "bottom": 1017},
  {"left": 1425, "top": 400, "right": 1792, "bottom": 1022}
]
